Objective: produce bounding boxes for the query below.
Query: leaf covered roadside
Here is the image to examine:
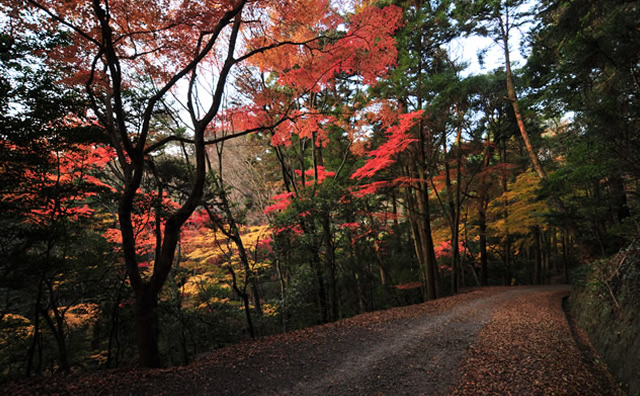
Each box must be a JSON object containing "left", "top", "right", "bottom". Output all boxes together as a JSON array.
[
  {"left": 452, "top": 288, "right": 624, "bottom": 395},
  {"left": 2, "top": 286, "right": 623, "bottom": 395}
]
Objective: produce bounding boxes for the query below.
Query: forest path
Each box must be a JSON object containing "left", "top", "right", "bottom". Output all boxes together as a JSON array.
[
  {"left": 280, "top": 286, "right": 530, "bottom": 395},
  {"left": 5, "top": 285, "right": 623, "bottom": 395}
]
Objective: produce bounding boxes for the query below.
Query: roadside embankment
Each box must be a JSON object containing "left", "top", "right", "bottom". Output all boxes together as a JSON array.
[{"left": 569, "top": 242, "right": 640, "bottom": 395}]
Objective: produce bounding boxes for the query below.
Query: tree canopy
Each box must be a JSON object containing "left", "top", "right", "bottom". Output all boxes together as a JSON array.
[{"left": 0, "top": 0, "right": 637, "bottom": 377}]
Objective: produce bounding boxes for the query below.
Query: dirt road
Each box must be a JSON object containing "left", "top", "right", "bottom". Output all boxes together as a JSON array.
[
  {"left": 4, "top": 285, "right": 623, "bottom": 395},
  {"left": 281, "top": 286, "right": 532, "bottom": 395}
]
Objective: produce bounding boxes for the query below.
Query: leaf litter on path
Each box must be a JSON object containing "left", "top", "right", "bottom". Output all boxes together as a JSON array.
[{"left": 2, "top": 286, "right": 623, "bottom": 395}]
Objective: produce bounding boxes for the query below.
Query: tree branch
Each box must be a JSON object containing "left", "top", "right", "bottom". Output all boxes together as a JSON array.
[
  {"left": 143, "top": 115, "right": 296, "bottom": 155},
  {"left": 137, "top": 1, "right": 247, "bottom": 152},
  {"left": 26, "top": 0, "right": 102, "bottom": 47}
]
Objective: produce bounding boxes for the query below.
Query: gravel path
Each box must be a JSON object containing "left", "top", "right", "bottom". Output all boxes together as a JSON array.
[{"left": 3, "top": 285, "right": 623, "bottom": 395}]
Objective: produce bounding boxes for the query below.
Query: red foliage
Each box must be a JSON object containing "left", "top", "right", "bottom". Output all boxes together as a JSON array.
[
  {"left": 104, "top": 190, "right": 180, "bottom": 261},
  {"left": 274, "top": 224, "right": 304, "bottom": 236},
  {"left": 295, "top": 165, "right": 336, "bottom": 185},
  {"left": 352, "top": 181, "right": 394, "bottom": 197},
  {"left": 264, "top": 191, "right": 296, "bottom": 215},
  {"left": 257, "top": 236, "right": 274, "bottom": 253},
  {"left": 394, "top": 282, "right": 422, "bottom": 290},
  {"left": 434, "top": 240, "right": 465, "bottom": 259},
  {"left": 393, "top": 176, "right": 429, "bottom": 187},
  {"left": 1, "top": 141, "right": 116, "bottom": 225},
  {"left": 352, "top": 176, "right": 427, "bottom": 198},
  {"left": 250, "top": 4, "right": 402, "bottom": 93},
  {"left": 264, "top": 165, "right": 336, "bottom": 215},
  {"left": 351, "top": 110, "right": 424, "bottom": 180},
  {"left": 270, "top": 112, "right": 336, "bottom": 148}
]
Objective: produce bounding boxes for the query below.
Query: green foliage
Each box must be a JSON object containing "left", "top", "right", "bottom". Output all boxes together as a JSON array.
[
  {"left": 1, "top": 0, "right": 640, "bottom": 382},
  {"left": 0, "top": 30, "right": 121, "bottom": 379}
]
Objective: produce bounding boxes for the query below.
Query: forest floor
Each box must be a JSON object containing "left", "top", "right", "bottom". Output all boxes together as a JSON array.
[{"left": 4, "top": 285, "right": 625, "bottom": 395}]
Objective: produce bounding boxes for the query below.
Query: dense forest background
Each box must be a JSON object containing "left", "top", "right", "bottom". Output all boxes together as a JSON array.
[{"left": 1, "top": 0, "right": 638, "bottom": 380}]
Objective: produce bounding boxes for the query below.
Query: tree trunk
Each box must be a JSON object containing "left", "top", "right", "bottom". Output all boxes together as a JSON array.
[
  {"left": 534, "top": 228, "right": 542, "bottom": 285},
  {"left": 107, "top": 274, "right": 127, "bottom": 368},
  {"left": 502, "top": 26, "right": 546, "bottom": 179},
  {"left": 543, "top": 228, "right": 551, "bottom": 283},
  {"left": 274, "top": 258, "right": 288, "bottom": 332},
  {"left": 451, "top": 109, "right": 465, "bottom": 293},
  {"left": 443, "top": 140, "right": 458, "bottom": 294},
  {"left": 311, "top": 257, "right": 329, "bottom": 323},
  {"left": 416, "top": 188, "right": 439, "bottom": 300},
  {"left": 504, "top": 235, "right": 512, "bottom": 285},
  {"left": 501, "top": 14, "right": 582, "bottom": 257},
  {"left": 40, "top": 306, "right": 70, "bottom": 373},
  {"left": 551, "top": 228, "right": 558, "bottom": 264},
  {"left": 26, "top": 278, "right": 44, "bottom": 377},
  {"left": 45, "top": 282, "right": 70, "bottom": 373},
  {"left": 500, "top": 136, "right": 512, "bottom": 285},
  {"left": 320, "top": 213, "right": 338, "bottom": 322},
  {"left": 135, "top": 287, "right": 161, "bottom": 368},
  {"left": 562, "top": 231, "right": 570, "bottom": 284},
  {"left": 611, "top": 175, "right": 630, "bottom": 222},
  {"left": 479, "top": 201, "right": 489, "bottom": 286}
]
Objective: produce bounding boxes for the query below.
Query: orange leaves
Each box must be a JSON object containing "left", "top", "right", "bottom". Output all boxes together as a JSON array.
[
  {"left": 342, "top": 100, "right": 401, "bottom": 157},
  {"left": 247, "top": 0, "right": 337, "bottom": 75},
  {"left": 208, "top": 104, "right": 272, "bottom": 139},
  {"left": 351, "top": 177, "right": 426, "bottom": 197},
  {"left": 271, "top": 120, "right": 295, "bottom": 147},
  {"left": 248, "top": 3, "right": 402, "bottom": 93},
  {"left": 352, "top": 180, "right": 394, "bottom": 197},
  {"left": 269, "top": 0, "right": 338, "bottom": 31},
  {"left": 19, "top": 0, "right": 239, "bottom": 90},
  {"left": 103, "top": 190, "right": 180, "bottom": 265},
  {"left": 270, "top": 111, "right": 335, "bottom": 147},
  {"left": 434, "top": 240, "right": 465, "bottom": 260},
  {"left": 337, "top": 4, "right": 402, "bottom": 85}
]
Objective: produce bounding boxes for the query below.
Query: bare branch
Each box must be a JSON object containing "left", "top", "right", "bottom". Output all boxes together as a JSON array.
[
  {"left": 137, "top": 1, "right": 247, "bottom": 152},
  {"left": 26, "top": 0, "right": 102, "bottom": 47},
  {"left": 233, "top": 35, "right": 332, "bottom": 64},
  {"left": 143, "top": 115, "right": 296, "bottom": 155}
]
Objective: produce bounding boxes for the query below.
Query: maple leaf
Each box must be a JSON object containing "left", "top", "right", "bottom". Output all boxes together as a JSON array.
[
  {"left": 264, "top": 191, "right": 295, "bottom": 215},
  {"left": 351, "top": 110, "right": 424, "bottom": 180},
  {"left": 352, "top": 180, "right": 394, "bottom": 197},
  {"left": 2, "top": 142, "right": 116, "bottom": 225}
]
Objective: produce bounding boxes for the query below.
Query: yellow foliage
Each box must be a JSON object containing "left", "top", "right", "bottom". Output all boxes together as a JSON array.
[
  {"left": 182, "top": 272, "right": 229, "bottom": 297},
  {"left": 488, "top": 171, "right": 550, "bottom": 238},
  {"left": 196, "top": 297, "right": 231, "bottom": 310},
  {"left": 261, "top": 303, "right": 279, "bottom": 317},
  {"left": 90, "top": 351, "right": 109, "bottom": 366},
  {"left": 0, "top": 314, "right": 34, "bottom": 347},
  {"left": 182, "top": 224, "right": 272, "bottom": 308},
  {"left": 184, "top": 225, "right": 272, "bottom": 272},
  {"left": 430, "top": 216, "right": 465, "bottom": 247},
  {"left": 63, "top": 303, "right": 100, "bottom": 329},
  {"left": 241, "top": 225, "right": 271, "bottom": 247}
]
